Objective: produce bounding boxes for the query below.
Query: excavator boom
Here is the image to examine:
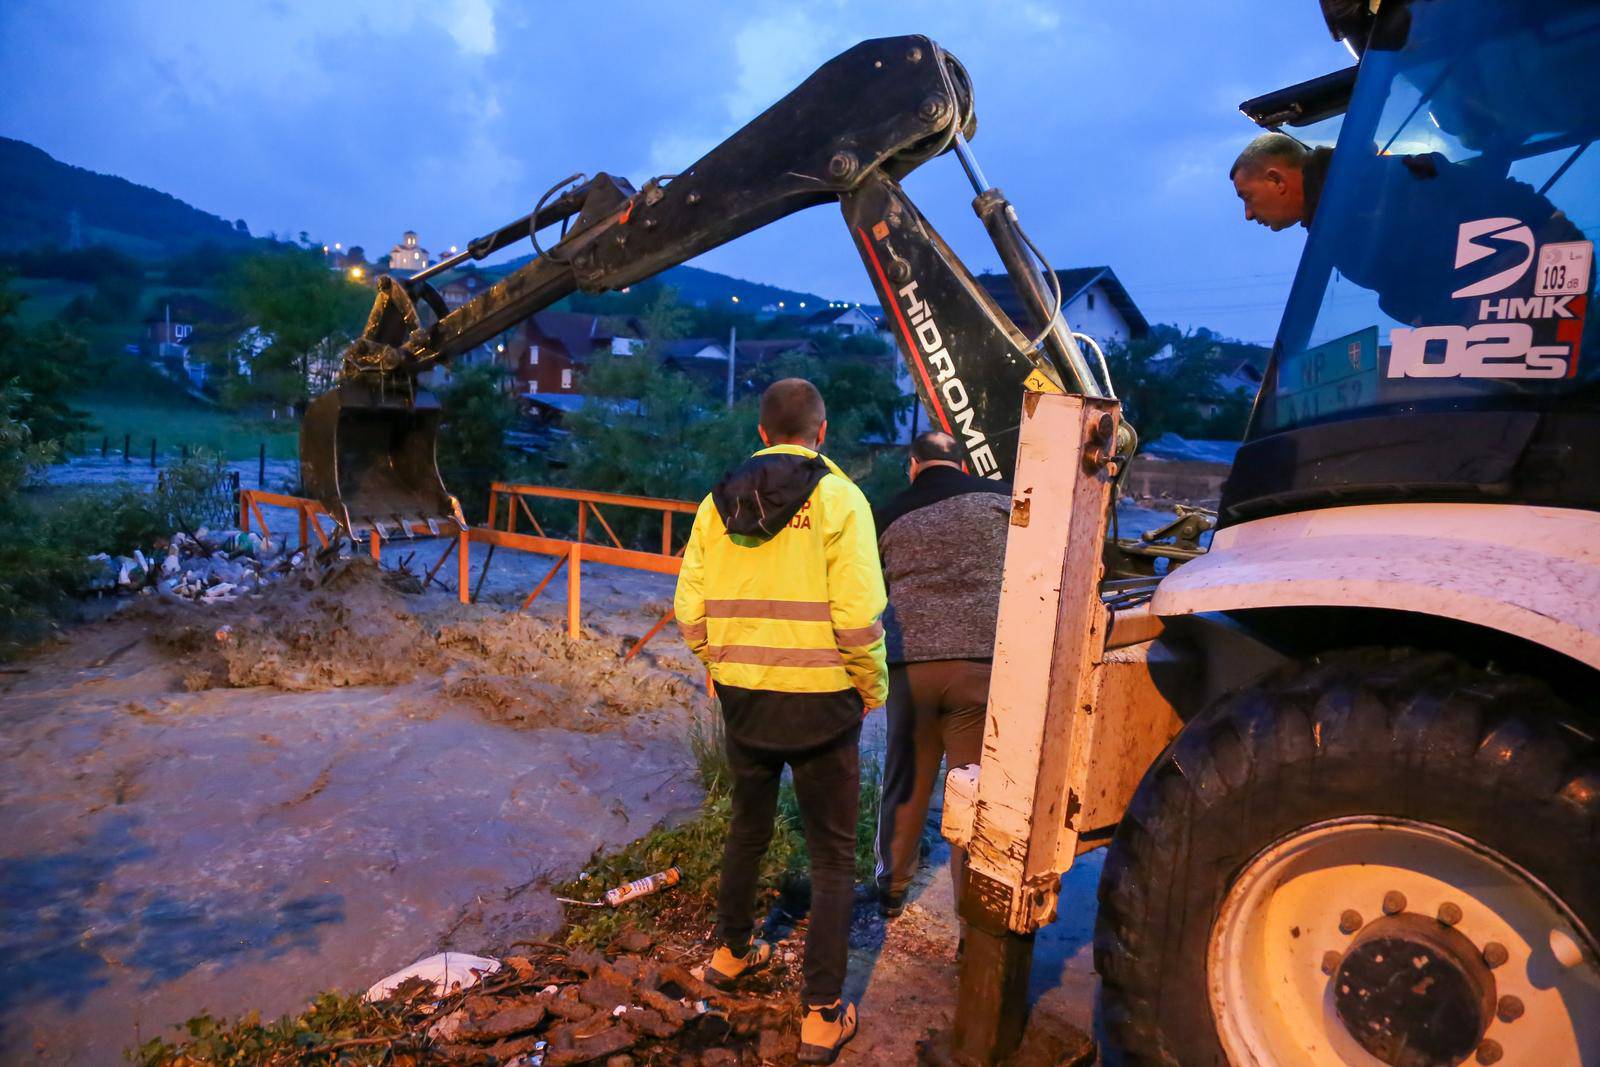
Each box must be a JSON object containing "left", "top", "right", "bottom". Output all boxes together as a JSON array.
[{"left": 302, "top": 34, "right": 1109, "bottom": 538}]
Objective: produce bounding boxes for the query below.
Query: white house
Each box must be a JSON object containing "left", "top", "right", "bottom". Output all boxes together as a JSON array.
[
  {"left": 801, "top": 306, "right": 878, "bottom": 336},
  {"left": 976, "top": 266, "right": 1150, "bottom": 348}
]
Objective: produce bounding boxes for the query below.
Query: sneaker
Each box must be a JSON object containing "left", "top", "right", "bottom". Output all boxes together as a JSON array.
[
  {"left": 878, "top": 890, "right": 906, "bottom": 919},
  {"left": 798, "top": 999, "right": 858, "bottom": 1064},
  {"left": 703, "top": 938, "right": 772, "bottom": 988}
]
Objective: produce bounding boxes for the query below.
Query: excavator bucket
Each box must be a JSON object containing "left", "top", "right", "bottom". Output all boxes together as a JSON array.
[{"left": 299, "top": 382, "right": 464, "bottom": 542}]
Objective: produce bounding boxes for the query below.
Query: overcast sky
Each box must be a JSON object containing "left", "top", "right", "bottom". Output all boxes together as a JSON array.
[{"left": 0, "top": 1, "right": 1350, "bottom": 343}]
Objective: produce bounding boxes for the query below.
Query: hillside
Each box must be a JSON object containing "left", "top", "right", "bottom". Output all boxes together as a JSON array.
[
  {"left": 488, "top": 257, "right": 879, "bottom": 317},
  {"left": 0, "top": 136, "right": 253, "bottom": 257}
]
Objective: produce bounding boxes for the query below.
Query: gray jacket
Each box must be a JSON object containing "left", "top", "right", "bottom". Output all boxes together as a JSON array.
[{"left": 874, "top": 465, "right": 1011, "bottom": 665}]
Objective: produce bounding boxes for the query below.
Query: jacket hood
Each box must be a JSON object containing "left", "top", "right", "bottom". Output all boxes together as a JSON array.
[{"left": 712, "top": 450, "right": 829, "bottom": 538}]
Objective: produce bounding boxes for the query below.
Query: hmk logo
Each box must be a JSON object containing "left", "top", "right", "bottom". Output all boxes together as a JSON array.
[{"left": 1450, "top": 217, "right": 1535, "bottom": 299}]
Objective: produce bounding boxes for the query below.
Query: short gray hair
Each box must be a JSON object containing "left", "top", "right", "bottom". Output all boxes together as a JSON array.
[{"left": 1230, "top": 132, "right": 1310, "bottom": 179}]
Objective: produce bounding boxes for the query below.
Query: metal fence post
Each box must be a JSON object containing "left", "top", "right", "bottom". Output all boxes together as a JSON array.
[
  {"left": 123, "top": 433, "right": 130, "bottom": 463},
  {"left": 258, "top": 442, "right": 266, "bottom": 488}
]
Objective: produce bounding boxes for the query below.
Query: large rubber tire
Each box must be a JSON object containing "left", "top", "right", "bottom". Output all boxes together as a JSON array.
[{"left": 1094, "top": 648, "right": 1600, "bottom": 1066}]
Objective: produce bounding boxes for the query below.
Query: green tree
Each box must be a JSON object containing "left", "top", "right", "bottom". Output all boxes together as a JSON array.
[
  {"left": 436, "top": 363, "right": 519, "bottom": 523},
  {"left": 216, "top": 247, "right": 371, "bottom": 408},
  {"left": 0, "top": 274, "right": 90, "bottom": 445},
  {"left": 1103, "top": 326, "right": 1240, "bottom": 442}
]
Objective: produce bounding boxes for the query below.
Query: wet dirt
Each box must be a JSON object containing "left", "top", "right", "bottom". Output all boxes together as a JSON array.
[
  {"left": 0, "top": 558, "right": 708, "bottom": 1065},
  {"left": 1, "top": 515, "right": 1107, "bottom": 1064}
]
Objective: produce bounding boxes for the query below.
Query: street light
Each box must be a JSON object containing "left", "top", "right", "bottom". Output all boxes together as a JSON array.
[
  {"left": 348, "top": 266, "right": 365, "bottom": 281},
  {"left": 731, "top": 295, "right": 740, "bottom": 304}
]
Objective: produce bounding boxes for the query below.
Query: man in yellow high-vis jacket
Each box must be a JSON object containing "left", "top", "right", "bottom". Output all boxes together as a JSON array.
[{"left": 675, "top": 377, "right": 887, "bottom": 1065}]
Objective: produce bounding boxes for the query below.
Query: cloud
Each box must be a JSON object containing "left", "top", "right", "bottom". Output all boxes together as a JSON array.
[
  {"left": 724, "top": 11, "right": 847, "bottom": 124},
  {"left": 440, "top": 0, "right": 496, "bottom": 55}
]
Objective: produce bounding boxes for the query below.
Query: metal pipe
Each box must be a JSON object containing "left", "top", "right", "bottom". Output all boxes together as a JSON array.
[{"left": 952, "top": 130, "right": 992, "bottom": 194}]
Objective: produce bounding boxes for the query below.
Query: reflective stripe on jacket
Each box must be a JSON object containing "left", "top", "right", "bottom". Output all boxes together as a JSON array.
[{"left": 674, "top": 445, "right": 889, "bottom": 708}]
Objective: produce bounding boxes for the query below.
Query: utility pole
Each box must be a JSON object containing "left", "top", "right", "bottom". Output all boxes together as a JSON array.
[{"left": 726, "top": 325, "right": 736, "bottom": 408}]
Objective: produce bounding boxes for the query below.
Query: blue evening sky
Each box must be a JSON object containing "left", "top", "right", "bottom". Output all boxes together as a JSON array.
[{"left": 0, "top": 2, "right": 1351, "bottom": 343}]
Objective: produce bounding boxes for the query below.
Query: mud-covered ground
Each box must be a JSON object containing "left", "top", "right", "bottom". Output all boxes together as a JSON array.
[
  {"left": 2, "top": 506, "right": 1115, "bottom": 1064},
  {"left": 0, "top": 545, "right": 710, "bottom": 1064}
]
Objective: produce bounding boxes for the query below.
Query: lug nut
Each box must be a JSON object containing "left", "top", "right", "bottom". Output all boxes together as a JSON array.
[
  {"left": 1382, "top": 890, "right": 1407, "bottom": 916},
  {"left": 918, "top": 93, "right": 950, "bottom": 123},
  {"left": 1476, "top": 1038, "right": 1503, "bottom": 1064},
  {"left": 1496, "top": 994, "right": 1524, "bottom": 1023},
  {"left": 1339, "top": 910, "right": 1363, "bottom": 935},
  {"left": 1437, "top": 902, "right": 1463, "bottom": 926},
  {"left": 685, "top": 191, "right": 701, "bottom": 205},
  {"left": 905, "top": 46, "right": 923, "bottom": 63},
  {"left": 1321, "top": 951, "right": 1341, "bottom": 976},
  {"left": 826, "top": 152, "right": 858, "bottom": 181},
  {"left": 1483, "top": 942, "right": 1509, "bottom": 968}
]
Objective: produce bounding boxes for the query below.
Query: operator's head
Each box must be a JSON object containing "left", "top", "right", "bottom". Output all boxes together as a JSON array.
[
  {"left": 1230, "top": 133, "right": 1312, "bottom": 231},
  {"left": 758, "top": 377, "right": 827, "bottom": 450},
  {"left": 908, "top": 431, "right": 962, "bottom": 481}
]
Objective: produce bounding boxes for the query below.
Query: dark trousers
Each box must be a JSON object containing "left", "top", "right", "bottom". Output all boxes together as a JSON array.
[
  {"left": 716, "top": 722, "right": 861, "bottom": 1007},
  {"left": 874, "top": 660, "right": 989, "bottom": 902}
]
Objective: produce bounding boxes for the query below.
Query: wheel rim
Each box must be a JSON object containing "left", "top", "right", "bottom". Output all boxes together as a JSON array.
[{"left": 1207, "top": 816, "right": 1600, "bottom": 1066}]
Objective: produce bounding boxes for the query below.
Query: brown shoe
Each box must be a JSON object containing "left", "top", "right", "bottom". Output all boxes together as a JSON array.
[
  {"left": 704, "top": 938, "right": 771, "bottom": 988},
  {"left": 798, "top": 999, "right": 858, "bottom": 1063}
]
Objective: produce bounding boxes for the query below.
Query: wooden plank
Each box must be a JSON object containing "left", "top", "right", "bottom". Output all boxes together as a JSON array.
[
  {"left": 518, "top": 495, "right": 546, "bottom": 537},
  {"left": 589, "top": 502, "right": 624, "bottom": 549},
  {"left": 624, "top": 607, "right": 676, "bottom": 663},
  {"left": 580, "top": 542, "right": 684, "bottom": 576},
  {"left": 457, "top": 529, "right": 470, "bottom": 604},
  {"left": 307, "top": 508, "right": 331, "bottom": 548},
  {"left": 489, "top": 482, "right": 699, "bottom": 514},
  {"left": 661, "top": 512, "right": 672, "bottom": 556},
  {"left": 519, "top": 553, "right": 569, "bottom": 611},
  {"left": 248, "top": 498, "right": 272, "bottom": 542},
  {"left": 566, "top": 543, "right": 581, "bottom": 638},
  {"left": 467, "top": 527, "right": 572, "bottom": 555},
  {"left": 424, "top": 538, "right": 458, "bottom": 589}
]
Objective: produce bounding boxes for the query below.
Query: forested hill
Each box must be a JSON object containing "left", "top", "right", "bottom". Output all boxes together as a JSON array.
[{"left": 0, "top": 136, "right": 253, "bottom": 257}]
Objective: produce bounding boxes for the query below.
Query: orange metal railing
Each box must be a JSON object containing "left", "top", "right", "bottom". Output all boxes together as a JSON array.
[{"left": 238, "top": 483, "right": 697, "bottom": 660}]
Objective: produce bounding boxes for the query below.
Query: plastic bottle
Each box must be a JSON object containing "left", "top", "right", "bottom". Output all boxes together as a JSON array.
[{"left": 603, "top": 867, "right": 681, "bottom": 908}]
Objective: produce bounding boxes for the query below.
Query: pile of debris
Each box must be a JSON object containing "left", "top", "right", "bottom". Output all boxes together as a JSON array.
[
  {"left": 368, "top": 935, "right": 798, "bottom": 1066},
  {"left": 85, "top": 527, "right": 318, "bottom": 604}
]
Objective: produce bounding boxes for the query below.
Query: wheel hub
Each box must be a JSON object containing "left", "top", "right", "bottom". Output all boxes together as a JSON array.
[{"left": 1331, "top": 913, "right": 1496, "bottom": 1066}]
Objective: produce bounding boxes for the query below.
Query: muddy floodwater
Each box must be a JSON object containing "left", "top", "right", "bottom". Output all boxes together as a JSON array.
[
  {"left": 0, "top": 494, "right": 1157, "bottom": 1063},
  {"left": 0, "top": 555, "right": 707, "bottom": 1064}
]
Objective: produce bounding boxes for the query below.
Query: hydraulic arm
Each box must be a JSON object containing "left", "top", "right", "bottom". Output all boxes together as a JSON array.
[{"left": 300, "top": 34, "right": 1112, "bottom": 538}]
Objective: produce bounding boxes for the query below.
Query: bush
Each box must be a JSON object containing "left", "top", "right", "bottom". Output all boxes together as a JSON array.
[
  {"left": 0, "top": 444, "right": 235, "bottom": 653},
  {"left": 436, "top": 364, "right": 520, "bottom": 523}
]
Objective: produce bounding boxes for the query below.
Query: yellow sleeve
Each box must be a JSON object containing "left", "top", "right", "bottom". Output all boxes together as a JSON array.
[
  {"left": 673, "top": 498, "right": 713, "bottom": 665},
  {"left": 825, "top": 480, "right": 889, "bottom": 708}
]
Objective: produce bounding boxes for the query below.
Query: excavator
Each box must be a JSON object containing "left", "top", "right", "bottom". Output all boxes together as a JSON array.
[{"left": 303, "top": 1, "right": 1600, "bottom": 1063}]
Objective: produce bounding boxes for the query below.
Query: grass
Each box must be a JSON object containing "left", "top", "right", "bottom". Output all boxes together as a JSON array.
[
  {"left": 74, "top": 401, "right": 298, "bottom": 461},
  {"left": 9, "top": 277, "right": 94, "bottom": 324}
]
